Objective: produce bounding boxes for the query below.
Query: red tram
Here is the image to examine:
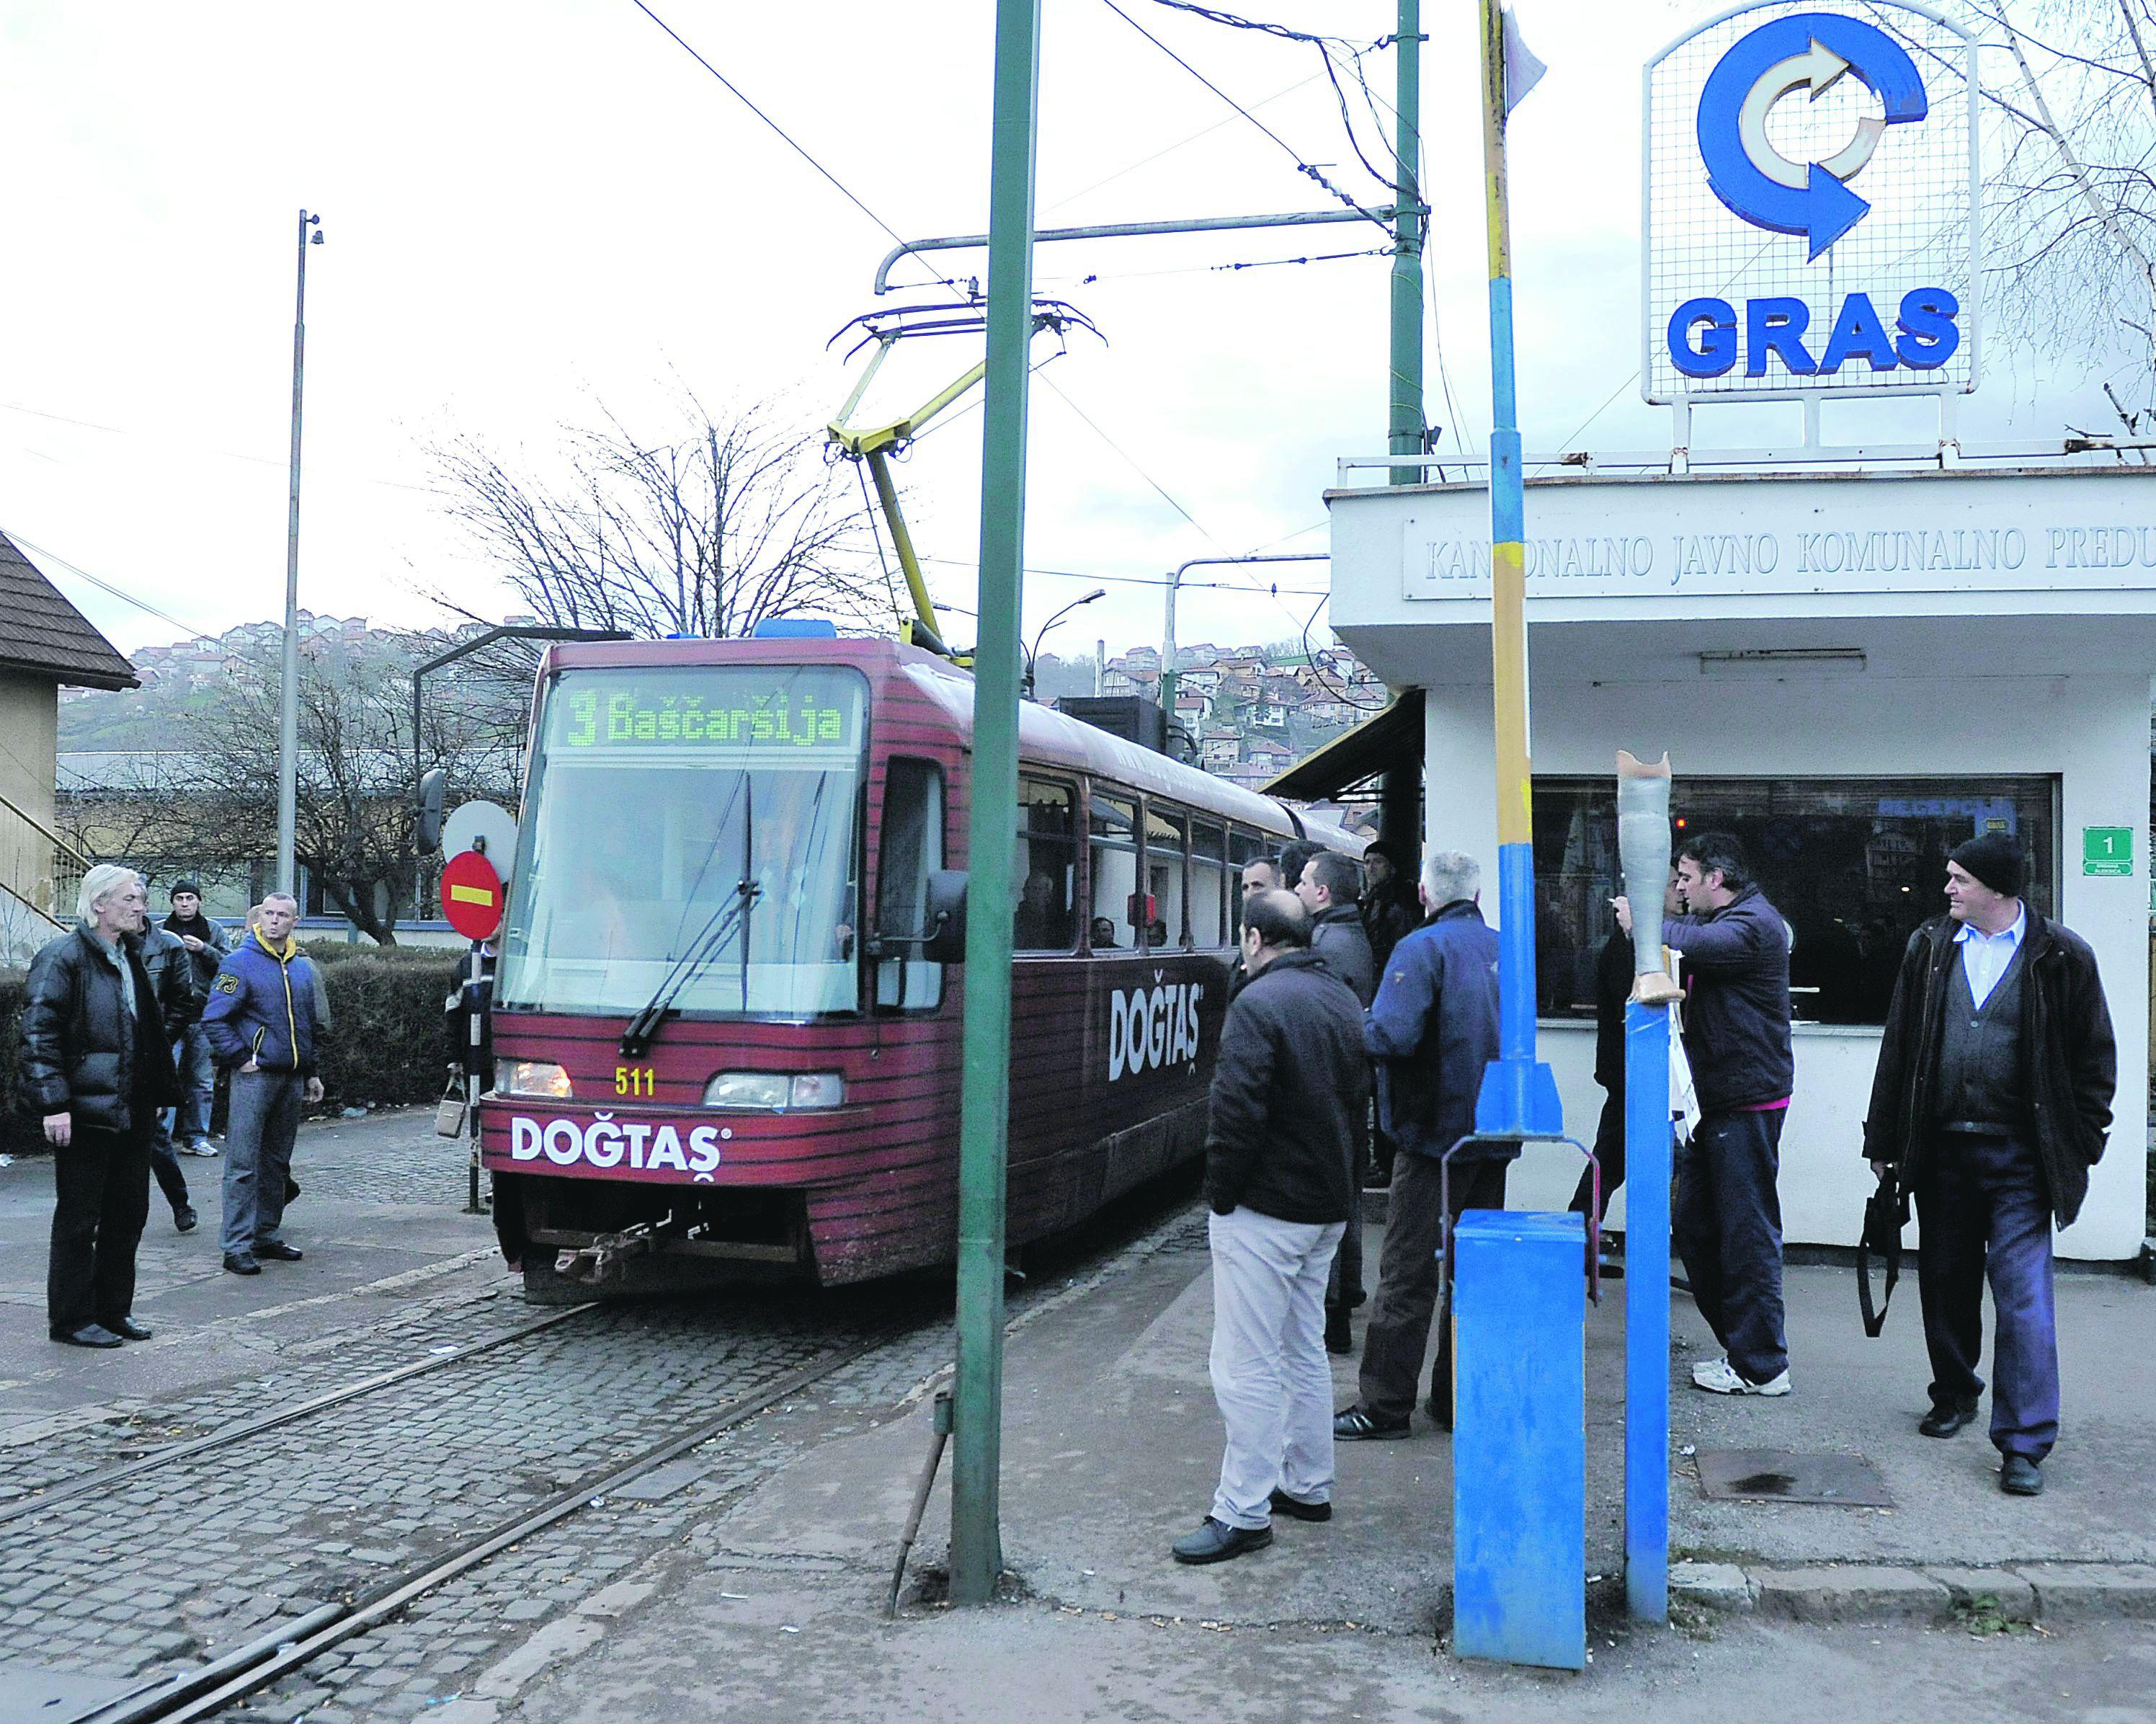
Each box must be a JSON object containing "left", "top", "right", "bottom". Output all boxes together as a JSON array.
[{"left": 478, "top": 631, "right": 1362, "bottom": 1301}]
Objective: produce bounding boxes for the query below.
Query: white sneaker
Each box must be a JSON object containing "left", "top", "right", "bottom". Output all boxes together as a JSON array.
[{"left": 1691, "top": 1356, "right": 1791, "bottom": 1396}]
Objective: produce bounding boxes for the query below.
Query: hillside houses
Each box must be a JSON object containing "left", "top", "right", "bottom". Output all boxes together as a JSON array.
[{"left": 1069, "top": 639, "right": 1389, "bottom": 784}]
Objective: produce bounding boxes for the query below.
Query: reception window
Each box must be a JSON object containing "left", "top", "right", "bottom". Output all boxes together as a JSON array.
[{"left": 1531, "top": 776, "right": 2059, "bottom": 1027}]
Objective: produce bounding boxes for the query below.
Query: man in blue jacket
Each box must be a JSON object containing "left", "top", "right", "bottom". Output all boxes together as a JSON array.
[
  {"left": 201, "top": 893, "right": 326, "bottom": 1276},
  {"left": 1623, "top": 830, "right": 1794, "bottom": 1396},
  {"left": 1335, "top": 851, "right": 1507, "bottom": 1439}
]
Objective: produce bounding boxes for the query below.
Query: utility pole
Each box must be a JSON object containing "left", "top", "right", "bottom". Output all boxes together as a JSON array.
[
  {"left": 1160, "top": 553, "right": 1329, "bottom": 715},
  {"left": 1389, "top": 0, "right": 1424, "bottom": 485},
  {"left": 276, "top": 209, "right": 324, "bottom": 899},
  {"left": 1471, "top": 3, "right": 1560, "bottom": 1137},
  {"left": 950, "top": 0, "right": 1041, "bottom": 1608}
]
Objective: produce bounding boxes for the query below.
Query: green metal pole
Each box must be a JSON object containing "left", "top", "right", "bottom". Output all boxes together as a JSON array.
[
  {"left": 1387, "top": 0, "right": 1423, "bottom": 485},
  {"left": 949, "top": 0, "right": 1041, "bottom": 1607}
]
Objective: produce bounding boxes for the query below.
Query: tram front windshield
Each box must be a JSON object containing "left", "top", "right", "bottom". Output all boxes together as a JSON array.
[{"left": 496, "top": 663, "right": 866, "bottom": 1019}]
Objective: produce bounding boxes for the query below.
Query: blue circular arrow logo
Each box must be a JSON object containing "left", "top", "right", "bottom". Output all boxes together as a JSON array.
[{"left": 1696, "top": 12, "right": 1927, "bottom": 259}]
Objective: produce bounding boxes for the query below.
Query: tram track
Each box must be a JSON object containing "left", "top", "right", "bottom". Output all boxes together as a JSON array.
[
  {"left": 77, "top": 1335, "right": 881, "bottom": 1724},
  {"left": 0, "top": 1302, "right": 599, "bottom": 1532}
]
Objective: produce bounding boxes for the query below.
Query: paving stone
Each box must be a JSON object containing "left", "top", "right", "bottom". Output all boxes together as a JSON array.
[
  {"left": 1925, "top": 1568, "right": 2037, "bottom": 1622},
  {"left": 1669, "top": 1560, "right": 1753, "bottom": 1613},
  {"left": 1755, "top": 1565, "right": 1951, "bottom": 1625},
  {"left": 2019, "top": 1563, "right": 2156, "bottom": 1622}
]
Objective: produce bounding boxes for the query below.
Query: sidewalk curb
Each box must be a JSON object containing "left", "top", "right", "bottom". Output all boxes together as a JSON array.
[{"left": 1670, "top": 1559, "right": 2156, "bottom": 1625}]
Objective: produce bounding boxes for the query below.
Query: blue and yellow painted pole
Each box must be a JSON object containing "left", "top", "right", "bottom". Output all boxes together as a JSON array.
[{"left": 1471, "top": 0, "right": 1561, "bottom": 1139}]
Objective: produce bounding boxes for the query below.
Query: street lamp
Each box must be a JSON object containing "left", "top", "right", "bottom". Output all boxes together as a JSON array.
[
  {"left": 1022, "top": 587, "right": 1106, "bottom": 699},
  {"left": 275, "top": 208, "right": 324, "bottom": 899}
]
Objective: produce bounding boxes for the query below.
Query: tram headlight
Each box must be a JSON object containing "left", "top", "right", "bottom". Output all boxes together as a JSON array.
[
  {"left": 702, "top": 1072, "right": 846, "bottom": 1110},
  {"left": 503, "top": 1059, "right": 574, "bottom": 1100}
]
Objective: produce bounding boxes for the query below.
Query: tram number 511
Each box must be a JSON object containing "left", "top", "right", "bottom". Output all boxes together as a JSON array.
[{"left": 615, "top": 1066, "right": 656, "bottom": 1098}]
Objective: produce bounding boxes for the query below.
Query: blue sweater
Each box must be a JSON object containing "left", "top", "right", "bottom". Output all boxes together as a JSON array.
[
  {"left": 1364, "top": 899, "right": 1508, "bottom": 1161},
  {"left": 201, "top": 932, "right": 323, "bottom": 1075}
]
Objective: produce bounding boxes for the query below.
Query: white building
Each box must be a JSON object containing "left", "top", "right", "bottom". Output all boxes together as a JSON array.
[{"left": 1327, "top": 455, "right": 2155, "bottom": 1263}]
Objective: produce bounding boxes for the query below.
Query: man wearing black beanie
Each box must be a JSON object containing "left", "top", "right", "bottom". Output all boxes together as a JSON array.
[{"left": 1862, "top": 832, "right": 2115, "bottom": 1497}]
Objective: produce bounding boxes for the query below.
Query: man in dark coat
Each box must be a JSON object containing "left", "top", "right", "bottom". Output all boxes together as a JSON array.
[
  {"left": 1863, "top": 834, "right": 2114, "bottom": 1497},
  {"left": 1335, "top": 850, "right": 1507, "bottom": 1439},
  {"left": 161, "top": 880, "right": 229, "bottom": 1155},
  {"left": 1623, "top": 831, "right": 1795, "bottom": 1398},
  {"left": 138, "top": 910, "right": 205, "bottom": 1234},
  {"left": 1172, "top": 891, "right": 1367, "bottom": 1565},
  {"left": 1296, "top": 851, "right": 1377, "bottom": 1352},
  {"left": 19, "top": 866, "right": 181, "bottom": 1348}
]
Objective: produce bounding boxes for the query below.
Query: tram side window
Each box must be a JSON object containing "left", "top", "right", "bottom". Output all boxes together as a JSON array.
[
  {"left": 875, "top": 757, "right": 944, "bottom": 1010},
  {"left": 1144, "top": 805, "right": 1188, "bottom": 950},
  {"left": 1087, "top": 793, "right": 1140, "bottom": 951},
  {"left": 1190, "top": 819, "right": 1228, "bottom": 947},
  {"left": 1227, "top": 827, "right": 1272, "bottom": 946},
  {"left": 1014, "top": 778, "right": 1077, "bottom": 951}
]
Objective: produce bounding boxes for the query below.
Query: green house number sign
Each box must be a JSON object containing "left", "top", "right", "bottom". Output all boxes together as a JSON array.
[{"left": 2082, "top": 827, "right": 2133, "bottom": 877}]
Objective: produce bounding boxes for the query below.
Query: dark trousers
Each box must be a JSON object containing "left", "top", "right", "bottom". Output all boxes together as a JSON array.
[
  {"left": 1915, "top": 1132, "right": 2059, "bottom": 1461},
  {"left": 1357, "top": 1150, "right": 1509, "bottom": 1423},
  {"left": 48, "top": 1123, "right": 152, "bottom": 1336},
  {"left": 1675, "top": 1107, "right": 1788, "bottom": 1384},
  {"left": 148, "top": 1134, "right": 190, "bottom": 1216},
  {"left": 1568, "top": 1087, "right": 1626, "bottom": 1219},
  {"left": 1326, "top": 1132, "right": 1368, "bottom": 1312}
]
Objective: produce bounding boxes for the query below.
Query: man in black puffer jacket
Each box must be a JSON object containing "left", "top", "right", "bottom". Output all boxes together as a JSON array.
[
  {"left": 1172, "top": 890, "right": 1368, "bottom": 1568},
  {"left": 19, "top": 865, "right": 182, "bottom": 1348}
]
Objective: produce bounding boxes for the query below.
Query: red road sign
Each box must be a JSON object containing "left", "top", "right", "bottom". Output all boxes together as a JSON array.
[{"left": 440, "top": 849, "right": 504, "bottom": 942}]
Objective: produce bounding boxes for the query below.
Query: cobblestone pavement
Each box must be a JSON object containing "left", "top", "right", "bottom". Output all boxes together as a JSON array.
[
  {"left": 290, "top": 1106, "right": 473, "bottom": 1208},
  {"left": 0, "top": 1114, "right": 1206, "bottom": 1712}
]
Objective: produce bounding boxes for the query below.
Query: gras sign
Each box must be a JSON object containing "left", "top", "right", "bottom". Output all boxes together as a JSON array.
[{"left": 1643, "top": 2, "right": 1979, "bottom": 406}]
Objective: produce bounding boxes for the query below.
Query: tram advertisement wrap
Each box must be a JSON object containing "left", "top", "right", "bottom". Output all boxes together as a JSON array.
[{"left": 485, "top": 1108, "right": 741, "bottom": 1183}]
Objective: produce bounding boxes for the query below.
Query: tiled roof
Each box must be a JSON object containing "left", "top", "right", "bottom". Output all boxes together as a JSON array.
[{"left": 0, "top": 532, "right": 138, "bottom": 690}]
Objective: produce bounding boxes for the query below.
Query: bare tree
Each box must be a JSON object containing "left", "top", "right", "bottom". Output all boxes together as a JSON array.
[
  {"left": 1892, "top": 1, "right": 2156, "bottom": 412},
  {"left": 432, "top": 392, "right": 897, "bottom": 639},
  {"left": 61, "top": 636, "right": 524, "bottom": 946}
]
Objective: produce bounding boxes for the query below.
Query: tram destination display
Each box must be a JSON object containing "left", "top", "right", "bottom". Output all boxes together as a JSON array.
[{"left": 551, "top": 665, "right": 865, "bottom": 752}]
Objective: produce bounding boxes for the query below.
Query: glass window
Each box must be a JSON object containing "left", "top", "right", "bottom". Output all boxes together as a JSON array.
[
  {"left": 1190, "top": 819, "right": 1229, "bottom": 947},
  {"left": 1014, "top": 778, "right": 1078, "bottom": 952},
  {"left": 498, "top": 665, "right": 865, "bottom": 1018},
  {"left": 1144, "top": 805, "right": 1188, "bottom": 950},
  {"left": 1227, "top": 827, "right": 1273, "bottom": 946},
  {"left": 1087, "top": 792, "right": 1140, "bottom": 952},
  {"left": 875, "top": 757, "right": 944, "bottom": 1010},
  {"left": 1530, "top": 775, "right": 2059, "bottom": 1027}
]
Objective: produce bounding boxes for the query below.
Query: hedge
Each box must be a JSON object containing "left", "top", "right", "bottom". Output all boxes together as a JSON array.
[{"left": 1, "top": 945, "right": 461, "bottom": 1150}]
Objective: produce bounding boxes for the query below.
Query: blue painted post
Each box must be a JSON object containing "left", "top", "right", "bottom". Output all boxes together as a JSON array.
[
  {"left": 1623, "top": 1001, "right": 1672, "bottom": 1621},
  {"left": 1453, "top": 1210, "right": 1587, "bottom": 1671}
]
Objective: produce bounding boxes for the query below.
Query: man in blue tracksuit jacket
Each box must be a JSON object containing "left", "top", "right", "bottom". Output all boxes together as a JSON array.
[
  {"left": 201, "top": 894, "right": 326, "bottom": 1275},
  {"left": 1335, "top": 850, "right": 1510, "bottom": 1439}
]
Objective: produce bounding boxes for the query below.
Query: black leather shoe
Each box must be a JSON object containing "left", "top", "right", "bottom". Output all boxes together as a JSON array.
[
  {"left": 223, "top": 1253, "right": 262, "bottom": 1276},
  {"left": 254, "top": 1240, "right": 303, "bottom": 1261},
  {"left": 174, "top": 1207, "right": 197, "bottom": 1235},
  {"left": 2000, "top": 1455, "right": 2044, "bottom": 1496},
  {"left": 1269, "top": 1488, "right": 1332, "bottom": 1522},
  {"left": 107, "top": 1318, "right": 154, "bottom": 1341},
  {"left": 1333, "top": 1405, "right": 1411, "bottom": 1441},
  {"left": 1919, "top": 1399, "right": 1979, "bottom": 1439},
  {"left": 1425, "top": 1398, "right": 1455, "bottom": 1434},
  {"left": 1324, "top": 1305, "right": 1353, "bottom": 1356},
  {"left": 1171, "top": 1517, "right": 1273, "bottom": 1565},
  {"left": 51, "top": 1324, "right": 123, "bottom": 1348}
]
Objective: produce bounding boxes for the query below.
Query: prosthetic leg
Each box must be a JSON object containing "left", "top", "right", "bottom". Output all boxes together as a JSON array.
[{"left": 1616, "top": 751, "right": 1683, "bottom": 1006}]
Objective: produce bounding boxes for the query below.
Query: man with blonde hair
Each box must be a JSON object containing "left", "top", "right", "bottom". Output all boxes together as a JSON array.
[{"left": 18, "top": 866, "right": 182, "bottom": 1346}]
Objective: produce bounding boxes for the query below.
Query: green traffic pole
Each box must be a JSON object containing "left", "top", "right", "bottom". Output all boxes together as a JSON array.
[
  {"left": 949, "top": 0, "right": 1042, "bottom": 1608},
  {"left": 1387, "top": 0, "right": 1423, "bottom": 486}
]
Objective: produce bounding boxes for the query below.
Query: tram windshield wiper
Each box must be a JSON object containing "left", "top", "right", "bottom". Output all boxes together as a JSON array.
[{"left": 618, "top": 884, "right": 757, "bottom": 1059}]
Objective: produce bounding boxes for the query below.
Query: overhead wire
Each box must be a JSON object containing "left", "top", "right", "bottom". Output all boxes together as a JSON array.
[
  {"left": 627, "top": 0, "right": 958, "bottom": 293},
  {"left": 2, "top": 528, "right": 208, "bottom": 640},
  {"left": 1037, "top": 244, "right": 1391, "bottom": 287},
  {"left": 1042, "top": 68, "right": 1329, "bottom": 215},
  {"left": 1095, "top": 0, "right": 1397, "bottom": 232}
]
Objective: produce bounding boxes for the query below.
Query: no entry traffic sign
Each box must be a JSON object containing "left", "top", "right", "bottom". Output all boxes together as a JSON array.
[{"left": 440, "top": 849, "right": 505, "bottom": 941}]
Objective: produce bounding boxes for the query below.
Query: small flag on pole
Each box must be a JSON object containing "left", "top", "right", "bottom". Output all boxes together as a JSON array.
[{"left": 1502, "top": 5, "right": 1546, "bottom": 112}]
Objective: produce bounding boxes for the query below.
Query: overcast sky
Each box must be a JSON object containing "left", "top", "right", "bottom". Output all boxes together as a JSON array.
[{"left": 0, "top": 1, "right": 2130, "bottom": 663}]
